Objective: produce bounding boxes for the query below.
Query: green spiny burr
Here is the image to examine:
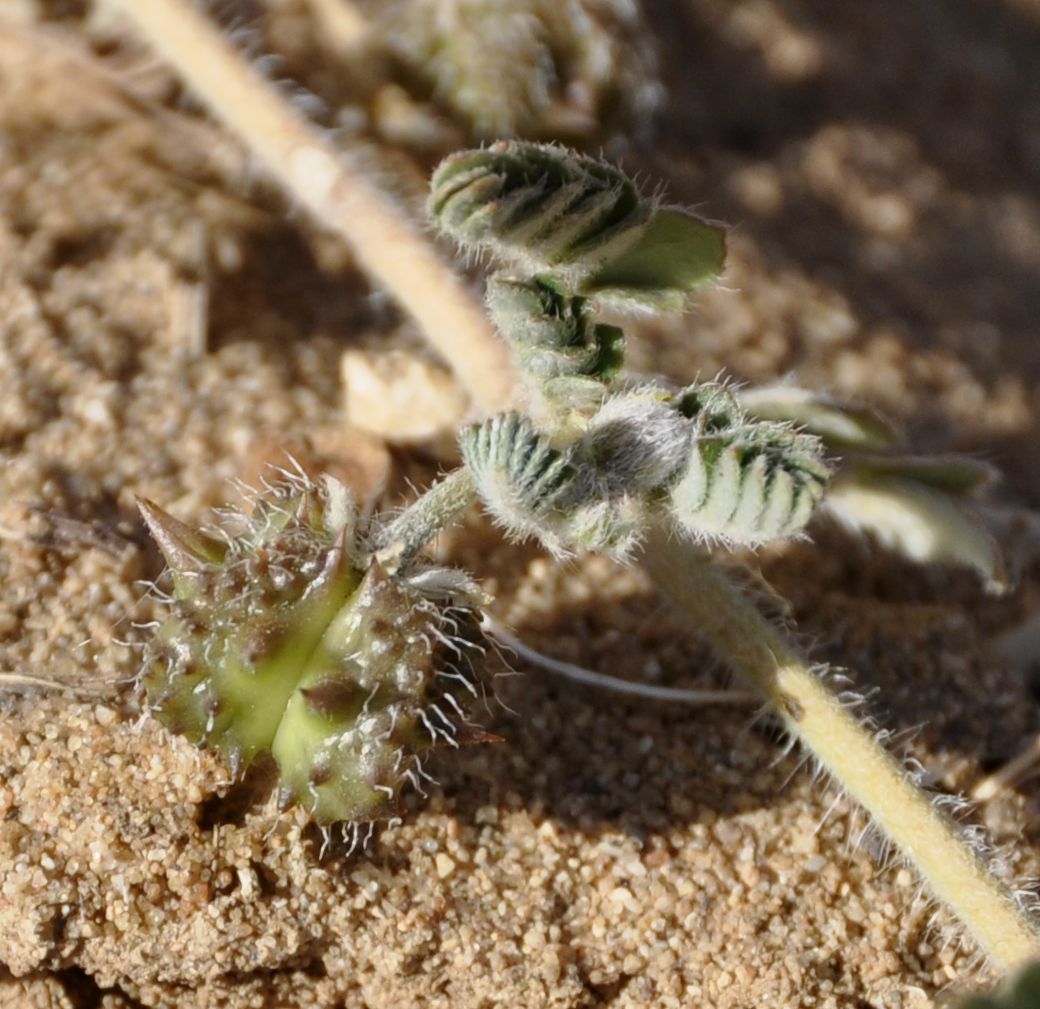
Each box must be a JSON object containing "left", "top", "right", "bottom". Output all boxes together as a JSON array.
[{"left": 139, "top": 474, "right": 489, "bottom": 824}]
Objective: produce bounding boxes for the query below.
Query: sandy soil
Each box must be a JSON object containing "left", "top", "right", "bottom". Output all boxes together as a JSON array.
[{"left": 2, "top": 1, "right": 1040, "bottom": 1006}]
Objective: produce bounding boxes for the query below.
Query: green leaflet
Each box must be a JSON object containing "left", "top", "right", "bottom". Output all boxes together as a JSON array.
[
  {"left": 825, "top": 473, "right": 1006, "bottom": 593},
  {"left": 429, "top": 142, "right": 649, "bottom": 281},
  {"left": 485, "top": 275, "right": 625, "bottom": 388},
  {"left": 430, "top": 145, "right": 726, "bottom": 312},
  {"left": 667, "top": 426, "right": 829, "bottom": 545},
  {"left": 582, "top": 208, "right": 727, "bottom": 312},
  {"left": 436, "top": 145, "right": 830, "bottom": 554},
  {"left": 738, "top": 386, "right": 902, "bottom": 452},
  {"left": 849, "top": 453, "right": 996, "bottom": 496},
  {"left": 737, "top": 385, "right": 1003, "bottom": 587},
  {"left": 380, "top": 0, "right": 661, "bottom": 140}
]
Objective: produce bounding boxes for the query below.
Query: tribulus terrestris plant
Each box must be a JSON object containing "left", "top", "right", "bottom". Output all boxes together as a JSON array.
[{"left": 138, "top": 140, "right": 1040, "bottom": 976}]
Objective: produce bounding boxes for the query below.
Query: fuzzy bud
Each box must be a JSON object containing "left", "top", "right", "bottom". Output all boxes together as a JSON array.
[
  {"left": 576, "top": 389, "right": 690, "bottom": 495},
  {"left": 430, "top": 142, "right": 726, "bottom": 312},
  {"left": 486, "top": 275, "right": 624, "bottom": 398},
  {"left": 459, "top": 412, "right": 580, "bottom": 555},
  {"left": 667, "top": 413, "right": 829, "bottom": 545},
  {"left": 486, "top": 274, "right": 623, "bottom": 417},
  {"left": 430, "top": 141, "right": 649, "bottom": 283}
]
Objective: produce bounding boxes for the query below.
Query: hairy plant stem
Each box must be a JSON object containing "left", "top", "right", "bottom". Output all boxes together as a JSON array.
[
  {"left": 641, "top": 524, "right": 1040, "bottom": 969},
  {"left": 108, "top": 0, "right": 515, "bottom": 414},
  {"left": 374, "top": 469, "right": 1040, "bottom": 965},
  {"left": 374, "top": 467, "right": 477, "bottom": 573}
]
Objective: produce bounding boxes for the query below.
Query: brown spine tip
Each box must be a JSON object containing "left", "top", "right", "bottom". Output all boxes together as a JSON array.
[
  {"left": 242, "top": 616, "right": 290, "bottom": 669},
  {"left": 309, "top": 753, "right": 333, "bottom": 787},
  {"left": 300, "top": 680, "right": 366, "bottom": 719},
  {"left": 137, "top": 497, "right": 228, "bottom": 571},
  {"left": 453, "top": 724, "right": 505, "bottom": 746},
  {"left": 358, "top": 558, "right": 390, "bottom": 601}
]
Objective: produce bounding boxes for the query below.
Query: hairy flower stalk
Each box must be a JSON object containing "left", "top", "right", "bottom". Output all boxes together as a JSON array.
[
  {"left": 139, "top": 474, "right": 488, "bottom": 825},
  {"left": 642, "top": 530, "right": 1040, "bottom": 969}
]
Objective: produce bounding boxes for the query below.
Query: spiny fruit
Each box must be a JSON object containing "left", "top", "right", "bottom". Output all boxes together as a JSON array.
[{"left": 138, "top": 472, "right": 489, "bottom": 825}]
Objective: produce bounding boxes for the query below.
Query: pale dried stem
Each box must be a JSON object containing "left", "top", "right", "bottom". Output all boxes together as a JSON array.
[
  {"left": 302, "top": 0, "right": 371, "bottom": 57},
  {"left": 108, "top": 0, "right": 516, "bottom": 414},
  {"left": 642, "top": 525, "right": 1040, "bottom": 969},
  {"left": 0, "top": 673, "right": 96, "bottom": 698}
]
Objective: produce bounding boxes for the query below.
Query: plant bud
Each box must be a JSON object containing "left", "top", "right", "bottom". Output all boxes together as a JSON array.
[
  {"left": 430, "top": 142, "right": 726, "bottom": 312},
  {"left": 667, "top": 402, "right": 829, "bottom": 545},
  {"left": 486, "top": 275, "right": 624, "bottom": 386},
  {"left": 459, "top": 412, "right": 579, "bottom": 555},
  {"left": 430, "top": 141, "right": 649, "bottom": 282},
  {"left": 576, "top": 389, "right": 690, "bottom": 494}
]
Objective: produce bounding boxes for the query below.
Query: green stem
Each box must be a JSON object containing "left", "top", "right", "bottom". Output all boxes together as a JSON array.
[
  {"left": 373, "top": 468, "right": 477, "bottom": 572},
  {"left": 641, "top": 525, "right": 1040, "bottom": 969}
]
